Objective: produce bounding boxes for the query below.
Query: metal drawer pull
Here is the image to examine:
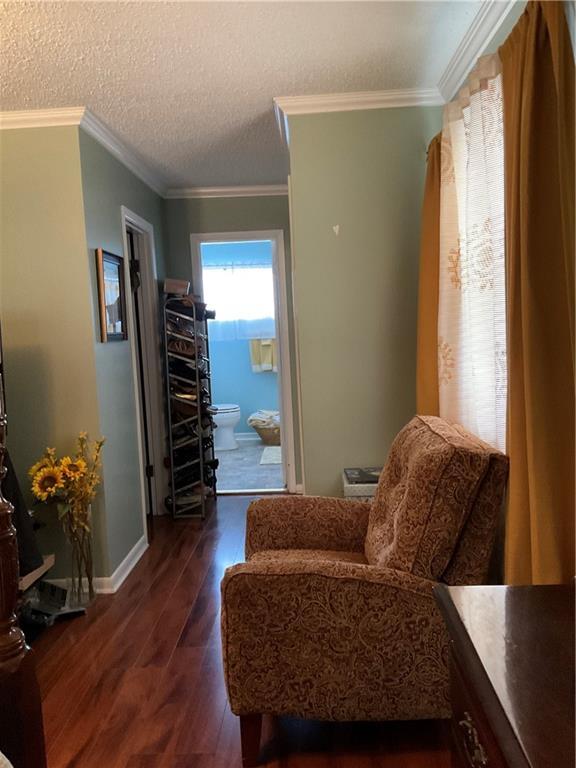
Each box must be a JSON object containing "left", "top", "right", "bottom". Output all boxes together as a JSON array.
[{"left": 458, "top": 711, "right": 489, "bottom": 767}]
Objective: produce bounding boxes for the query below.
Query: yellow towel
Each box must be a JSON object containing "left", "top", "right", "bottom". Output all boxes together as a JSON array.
[{"left": 250, "top": 339, "right": 277, "bottom": 373}]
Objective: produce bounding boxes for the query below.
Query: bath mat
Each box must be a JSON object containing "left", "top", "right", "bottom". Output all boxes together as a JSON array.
[{"left": 260, "top": 446, "right": 282, "bottom": 465}]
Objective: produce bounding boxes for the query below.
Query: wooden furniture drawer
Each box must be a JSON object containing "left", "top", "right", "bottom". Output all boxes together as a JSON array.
[
  {"left": 449, "top": 650, "right": 507, "bottom": 768},
  {"left": 435, "top": 585, "right": 574, "bottom": 768}
]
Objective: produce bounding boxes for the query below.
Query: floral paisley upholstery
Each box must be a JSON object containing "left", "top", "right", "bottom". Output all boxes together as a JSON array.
[
  {"left": 221, "top": 559, "right": 450, "bottom": 721},
  {"left": 245, "top": 495, "right": 371, "bottom": 559},
  {"left": 250, "top": 549, "right": 369, "bottom": 565},
  {"left": 365, "top": 415, "right": 495, "bottom": 580},
  {"left": 443, "top": 425, "right": 509, "bottom": 584},
  {"left": 221, "top": 415, "right": 508, "bottom": 725}
]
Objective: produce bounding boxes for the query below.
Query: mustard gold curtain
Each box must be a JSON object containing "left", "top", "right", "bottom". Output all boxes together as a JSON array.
[
  {"left": 416, "top": 133, "right": 441, "bottom": 416},
  {"left": 501, "top": 1, "right": 575, "bottom": 584}
]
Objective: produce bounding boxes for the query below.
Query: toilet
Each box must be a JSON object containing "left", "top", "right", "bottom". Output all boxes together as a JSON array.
[{"left": 212, "top": 404, "right": 241, "bottom": 450}]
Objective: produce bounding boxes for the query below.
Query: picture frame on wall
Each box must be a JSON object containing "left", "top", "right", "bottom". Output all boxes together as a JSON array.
[{"left": 96, "top": 248, "right": 128, "bottom": 342}]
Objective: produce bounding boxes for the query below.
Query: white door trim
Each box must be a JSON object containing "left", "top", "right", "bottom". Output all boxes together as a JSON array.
[
  {"left": 190, "top": 230, "right": 298, "bottom": 493},
  {"left": 287, "top": 175, "right": 306, "bottom": 494},
  {"left": 120, "top": 207, "right": 166, "bottom": 528}
]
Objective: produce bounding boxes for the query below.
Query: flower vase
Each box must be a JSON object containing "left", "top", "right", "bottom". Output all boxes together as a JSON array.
[{"left": 59, "top": 503, "right": 94, "bottom": 608}]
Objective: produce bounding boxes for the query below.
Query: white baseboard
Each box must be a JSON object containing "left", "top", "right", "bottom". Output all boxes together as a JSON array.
[
  {"left": 105, "top": 535, "right": 148, "bottom": 593},
  {"left": 48, "top": 534, "right": 148, "bottom": 595}
]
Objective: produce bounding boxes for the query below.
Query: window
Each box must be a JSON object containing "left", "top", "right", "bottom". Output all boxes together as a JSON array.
[{"left": 200, "top": 241, "right": 275, "bottom": 342}]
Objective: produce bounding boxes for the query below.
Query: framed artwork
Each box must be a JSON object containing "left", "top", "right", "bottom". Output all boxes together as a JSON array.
[{"left": 96, "top": 249, "right": 128, "bottom": 342}]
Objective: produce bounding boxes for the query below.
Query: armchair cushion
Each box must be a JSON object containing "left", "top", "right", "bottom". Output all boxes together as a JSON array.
[
  {"left": 365, "top": 415, "right": 491, "bottom": 580},
  {"left": 250, "top": 549, "right": 368, "bottom": 565},
  {"left": 245, "top": 495, "right": 371, "bottom": 559},
  {"left": 221, "top": 558, "right": 450, "bottom": 721}
]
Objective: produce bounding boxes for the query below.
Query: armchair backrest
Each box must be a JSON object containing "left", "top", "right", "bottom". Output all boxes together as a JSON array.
[
  {"left": 442, "top": 424, "right": 509, "bottom": 584},
  {"left": 364, "top": 415, "right": 508, "bottom": 584}
]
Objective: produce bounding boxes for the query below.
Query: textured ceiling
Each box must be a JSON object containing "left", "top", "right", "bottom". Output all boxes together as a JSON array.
[{"left": 0, "top": 1, "right": 482, "bottom": 189}]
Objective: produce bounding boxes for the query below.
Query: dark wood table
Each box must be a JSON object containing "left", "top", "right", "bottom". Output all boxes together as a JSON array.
[{"left": 435, "top": 584, "right": 574, "bottom": 768}]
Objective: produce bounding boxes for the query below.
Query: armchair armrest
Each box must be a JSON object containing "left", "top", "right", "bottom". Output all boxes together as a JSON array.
[
  {"left": 245, "top": 495, "right": 371, "bottom": 559},
  {"left": 221, "top": 558, "right": 449, "bottom": 720}
]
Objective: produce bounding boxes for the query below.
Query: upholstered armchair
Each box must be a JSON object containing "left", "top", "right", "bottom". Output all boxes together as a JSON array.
[{"left": 221, "top": 416, "right": 509, "bottom": 766}]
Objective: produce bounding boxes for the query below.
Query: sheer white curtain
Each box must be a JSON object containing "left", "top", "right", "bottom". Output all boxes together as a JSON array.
[{"left": 438, "top": 54, "right": 507, "bottom": 450}]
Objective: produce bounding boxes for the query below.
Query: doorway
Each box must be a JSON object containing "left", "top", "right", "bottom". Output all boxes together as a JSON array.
[
  {"left": 191, "top": 231, "right": 296, "bottom": 493},
  {"left": 121, "top": 207, "right": 165, "bottom": 539}
]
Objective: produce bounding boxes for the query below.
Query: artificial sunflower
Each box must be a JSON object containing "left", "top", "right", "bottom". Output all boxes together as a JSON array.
[
  {"left": 32, "top": 466, "right": 63, "bottom": 501},
  {"left": 61, "top": 456, "right": 87, "bottom": 479},
  {"left": 29, "top": 433, "right": 105, "bottom": 604},
  {"left": 28, "top": 457, "right": 51, "bottom": 478}
]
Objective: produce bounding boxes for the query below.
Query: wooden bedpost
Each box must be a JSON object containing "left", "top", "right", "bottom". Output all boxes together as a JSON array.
[{"left": 0, "top": 409, "right": 47, "bottom": 767}]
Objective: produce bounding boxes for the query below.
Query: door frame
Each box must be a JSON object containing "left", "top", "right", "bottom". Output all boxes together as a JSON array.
[
  {"left": 190, "top": 230, "right": 298, "bottom": 493},
  {"left": 120, "top": 206, "right": 166, "bottom": 525}
]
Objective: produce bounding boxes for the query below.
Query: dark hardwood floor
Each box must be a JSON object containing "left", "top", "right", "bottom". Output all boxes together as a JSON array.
[{"left": 32, "top": 495, "right": 451, "bottom": 767}]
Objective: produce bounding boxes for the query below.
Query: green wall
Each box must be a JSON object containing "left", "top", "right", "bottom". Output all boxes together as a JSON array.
[
  {"left": 289, "top": 106, "right": 442, "bottom": 496},
  {"left": 165, "top": 196, "right": 290, "bottom": 282},
  {"left": 165, "top": 195, "right": 302, "bottom": 484},
  {"left": 0, "top": 126, "right": 109, "bottom": 575},
  {"left": 78, "top": 128, "right": 167, "bottom": 572},
  {"left": 0, "top": 125, "right": 169, "bottom": 579}
]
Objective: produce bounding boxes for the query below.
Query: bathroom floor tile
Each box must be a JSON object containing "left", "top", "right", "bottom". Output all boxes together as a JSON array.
[{"left": 215, "top": 441, "right": 285, "bottom": 492}]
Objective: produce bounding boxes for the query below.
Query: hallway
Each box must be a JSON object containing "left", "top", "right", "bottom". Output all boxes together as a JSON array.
[{"left": 33, "top": 496, "right": 450, "bottom": 767}]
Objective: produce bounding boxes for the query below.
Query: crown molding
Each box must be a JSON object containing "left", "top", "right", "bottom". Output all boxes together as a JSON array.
[
  {"left": 0, "top": 107, "right": 86, "bottom": 129},
  {"left": 273, "top": 88, "right": 444, "bottom": 116},
  {"left": 80, "top": 109, "right": 166, "bottom": 196},
  {"left": 165, "top": 185, "right": 288, "bottom": 199},
  {"left": 0, "top": 108, "right": 284, "bottom": 199},
  {"left": 273, "top": 88, "right": 443, "bottom": 147},
  {"left": 274, "top": 88, "right": 444, "bottom": 115},
  {"left": 0, "top": 106, "right": 167, "bottom": 196},
  {"left": 437, "top": 0, "right": 518, "bottom": 101}
]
